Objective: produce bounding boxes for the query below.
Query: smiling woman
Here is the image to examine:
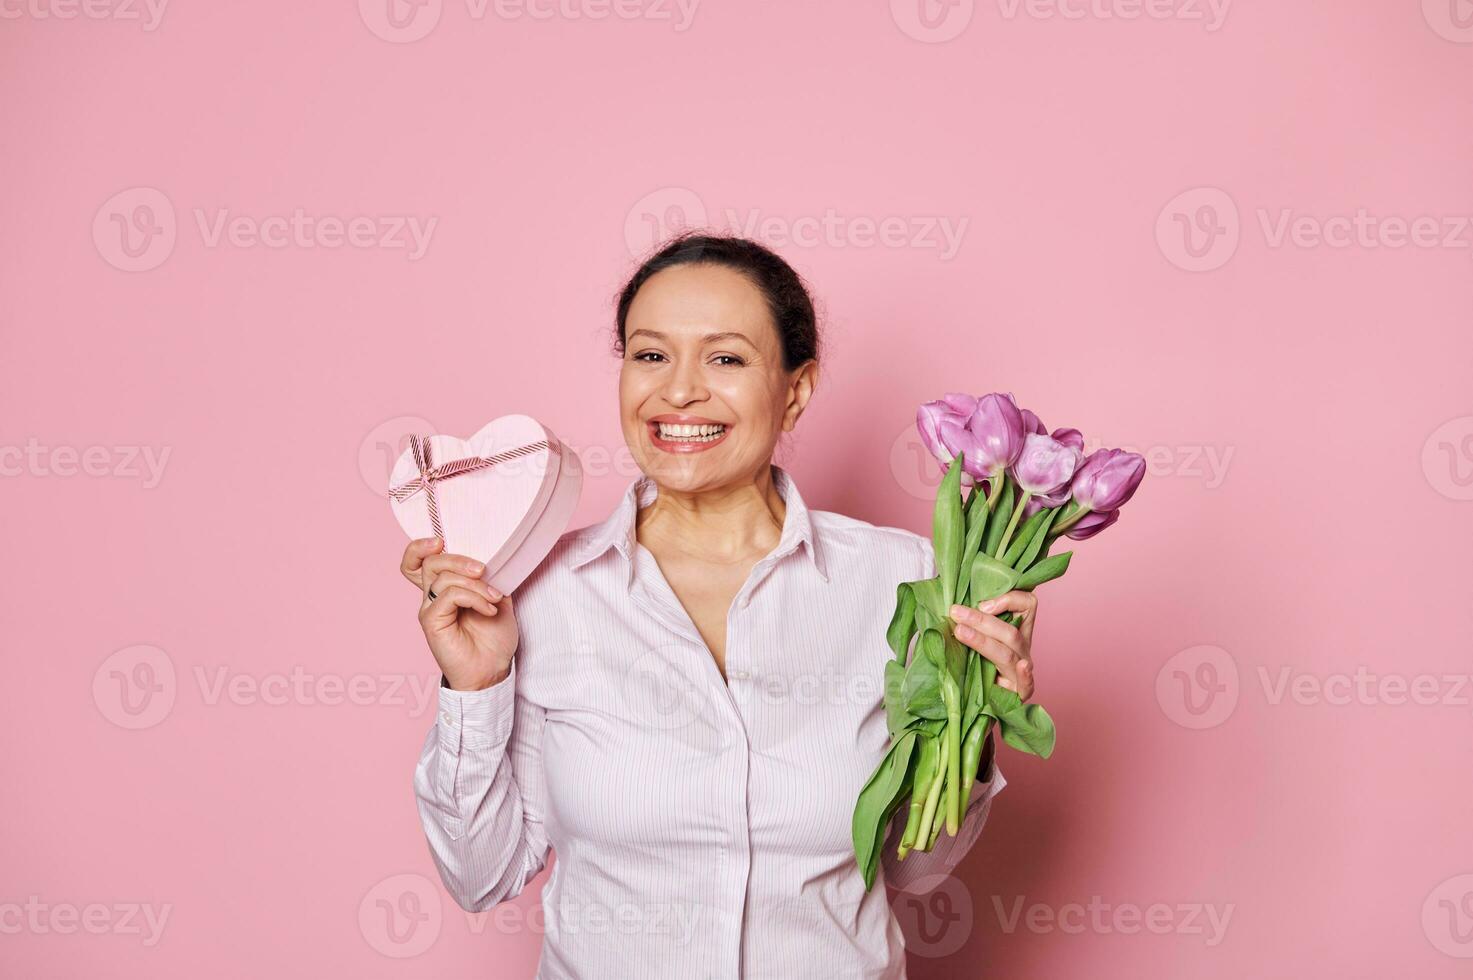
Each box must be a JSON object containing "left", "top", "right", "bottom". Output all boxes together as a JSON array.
[{"left": 404, "top": 233, "right": 1038, "bottom": 979}]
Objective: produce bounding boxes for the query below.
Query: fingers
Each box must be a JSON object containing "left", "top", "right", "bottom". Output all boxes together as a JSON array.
[
  {"left": 400, "top": 536, "right": 487, "bottom": 589},
  {"left": 951, "top": 625, "right": 1020, "bottom": 671},
  {"left": 401, "top": 537, "right": 443, "bottom": 585},
  {"left": 418, "top": 585, "right": 498, "bottom": 629},
  {"left": 950, "top": 596, "right": 1037, "bottom": 703},
  {"left": 422, "top": 552, "right": 488, "bottom": 584},
  {"left": 949, "top": 603, "right": 1023, "bottom": 653},
  {"left": 974, "top": 590, "right": 1039, "bottom": 643},
  {"left": 425, "top": 572, "right": 502, "bottom": 608}
]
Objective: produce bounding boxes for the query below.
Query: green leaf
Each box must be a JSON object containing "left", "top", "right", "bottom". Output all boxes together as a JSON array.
[
  {"left": 985, "top": 678, "right": 1057, "bottom": 759},
  {"left": 994, "top": 701, "right": 1057, "bottom": 759},
  {"left": 908, "top": 576, "right": 946, "bottom": 625},
  {"left": 1012, "top": 507, "right": 1058, "bottom": 572},
  {"left": 1002, "top": 508, "right": 1049, "bottom": 568},
  {"left": 970, "top": 552, "right": 1020, "bottom": 604},
  {"left": 1017, "top": 551, "right": 1073, "bottom": 591},
  {"left": 883, "top": 660, "right": 917, "bottom": 739},
  {"left": 982, "top": 478, "right": 1015, "bottom": 557},
  {"left": 933, "top": 455, "right": 966, "bottom": 611},
  {"left": 852, "top": 730, "right": 919, "bottom": 890},
  {"left": 886, "top": 582, "right": 918, "bottom": 663},
  {"left": 902, "top": 630, "right": 948, "bottom": 720},
  {"left": 961, "top": 652, "right": 984, "bottom": 735},
  {"left": 956, "top": 483, "right": 991, "bottom": 603}
]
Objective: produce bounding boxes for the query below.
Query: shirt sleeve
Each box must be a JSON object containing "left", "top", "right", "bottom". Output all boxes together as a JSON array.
[
  {"left": 879, "top": 532, "right": 1008, "bottom": 891},
  {"left": 412, "top": 659, "right": 552, "bottom": 912}
]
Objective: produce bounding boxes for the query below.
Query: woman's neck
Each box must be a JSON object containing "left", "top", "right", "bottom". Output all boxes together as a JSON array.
[{"left": 635, "top": 466, "right": 787, "bottom": 565}]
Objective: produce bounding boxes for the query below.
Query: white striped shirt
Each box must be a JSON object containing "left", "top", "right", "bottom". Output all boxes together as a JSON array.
[{"left": 413, "top": 463, "right": 1005, "bottom": 979}]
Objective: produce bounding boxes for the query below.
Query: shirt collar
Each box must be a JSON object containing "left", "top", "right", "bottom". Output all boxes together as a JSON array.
[{"left": 570, "top": 463, "right": 828, "bottom": 584}]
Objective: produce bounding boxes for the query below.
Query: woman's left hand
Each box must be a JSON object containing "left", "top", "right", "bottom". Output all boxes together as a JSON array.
[{"left": 948, "top": 592, "right": 1037, "bottom": 702}]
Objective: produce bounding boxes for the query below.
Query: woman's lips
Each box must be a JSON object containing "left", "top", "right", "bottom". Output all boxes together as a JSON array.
[{"left": 648, "top": 421, "right": 733, "bottom": 454}]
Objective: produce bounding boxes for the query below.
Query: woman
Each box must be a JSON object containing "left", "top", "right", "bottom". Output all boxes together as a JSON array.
[{"left": 403, "top": 235, "right": 1040, "bottom": 979}]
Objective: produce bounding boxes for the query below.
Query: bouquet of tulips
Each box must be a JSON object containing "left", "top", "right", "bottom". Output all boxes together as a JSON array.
[{"left": 852, "top": 392, "right": 1146, "bottom": 890}]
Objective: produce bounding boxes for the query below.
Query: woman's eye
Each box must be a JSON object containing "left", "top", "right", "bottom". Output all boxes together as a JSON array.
[
  {"left": 632, "top": 351, "right": 665, "bottom": 362},
  {"left": 713, "top": 355, "right": 744, "bottom": 367}
]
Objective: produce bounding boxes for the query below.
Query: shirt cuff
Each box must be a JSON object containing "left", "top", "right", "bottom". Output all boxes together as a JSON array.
[{"left": 435, "top": 662, "right": 517, "bottom": 751}]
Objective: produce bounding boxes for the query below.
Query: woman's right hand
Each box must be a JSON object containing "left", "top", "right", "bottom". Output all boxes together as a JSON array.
[{"left": 401, "top": 537, "right": 519, "bottom": 691}]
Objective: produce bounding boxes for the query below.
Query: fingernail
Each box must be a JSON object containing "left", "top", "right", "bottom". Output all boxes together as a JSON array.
[
  {"left": 949, "top": 604, "right": 965, "bottom": 618},
  {"left": 980, "top": 600, "right": 998, "bottom": 613},
  {"left": 486, "top": 585, "right": 501, "bottom": 599},
  {"left": 471, "top": 561, "right": 485, "bottom": 575}
]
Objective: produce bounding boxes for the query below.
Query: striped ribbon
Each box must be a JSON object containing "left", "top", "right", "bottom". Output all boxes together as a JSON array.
[{"left": 388, "top": 435, "right": 551, "bottom": 540}]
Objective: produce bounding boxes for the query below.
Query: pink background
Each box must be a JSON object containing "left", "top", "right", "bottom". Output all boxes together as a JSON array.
[{"left": 3, "top": 1, "right": 1472, "bottom": 977}]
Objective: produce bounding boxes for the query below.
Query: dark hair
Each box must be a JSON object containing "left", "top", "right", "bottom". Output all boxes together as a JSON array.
[{"left": 614, "top": 233, "right": 821, "bottom": 372}]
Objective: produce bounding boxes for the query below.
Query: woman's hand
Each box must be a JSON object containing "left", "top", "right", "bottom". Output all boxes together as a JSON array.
[
  {"left": 949, "top": 591, "right": 1037, "bottom": 702},
  {"left": 401, "top": 537, "right": 519, "bottom": 691}
]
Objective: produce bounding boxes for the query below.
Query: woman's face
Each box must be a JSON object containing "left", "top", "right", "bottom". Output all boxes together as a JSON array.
[{"left": 619, "top": 263, "right": 815, "bottom": 493}]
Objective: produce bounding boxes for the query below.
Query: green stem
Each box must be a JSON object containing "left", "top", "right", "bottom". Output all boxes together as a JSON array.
[
  {"left": 945, "top": 711, "right": 961, "bottom": 835},
  {"left": 959, "top": 716, "right": 990, "bottom": 803},
  {"left": 1050, "top": 501, "right": 1090, "bottom": 536},
  {"left": 926, "top": 772, "right": 948, "bottom": 849},
  {"left": 896, "top": 740, "right": 937, "bottom": 860},
  {"left": 916, "top": 738, "right": 948, "bottom": 851},
  {"left": 986, "top": 472, "right": 1005, "bottom": 513},
  {"left": 993, "top": 490, "right": 1032, "bottom": 559}
]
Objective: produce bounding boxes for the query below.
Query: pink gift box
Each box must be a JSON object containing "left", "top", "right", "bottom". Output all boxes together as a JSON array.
[{"left": 387, "top": 415, "right": 583, "bottom": 594}]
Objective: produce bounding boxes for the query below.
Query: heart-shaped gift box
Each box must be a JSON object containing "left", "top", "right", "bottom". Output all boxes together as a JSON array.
[{"left": 387, "top": 415, "right": 583, "bottom": 593}]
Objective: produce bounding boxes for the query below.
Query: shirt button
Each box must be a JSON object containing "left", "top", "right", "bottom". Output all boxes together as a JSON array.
[
  {"left": 729, "top": 670, "right": 749, "bottom": 681},
  {"left": 440, "top": 711, "right": 453, "bottom": 726}
]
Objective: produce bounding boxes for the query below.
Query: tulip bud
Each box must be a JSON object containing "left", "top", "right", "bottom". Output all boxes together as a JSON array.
[
  {"left": 1071, "top": 449, "right": 1146, "bottom": 513},
  {"left": 1010, "top": 433, "right": 1082, "bottom": 497}
]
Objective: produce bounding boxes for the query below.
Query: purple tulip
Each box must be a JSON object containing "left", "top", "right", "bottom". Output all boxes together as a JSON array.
[
  {"left": 1063, "top": 508, "right": 1119, "bottom": 540},
  {"left": 963, "top": 393, "right": 1027, "bottom": 479},
  {"left": 1051, "top": 428, "right": 1084, "bottom": 452},
  {"left": 1010, "top": 433, "right": 1082, "bottom": 498},
  {"left": 917, "top": 393, "right": 987, "bottom": 486},
  {"left": 1071, "top": 449, "right": 1147, "bottom": 513},
  {"left": 1023, "top": 485, "right": 1072, "bottom": 518}
]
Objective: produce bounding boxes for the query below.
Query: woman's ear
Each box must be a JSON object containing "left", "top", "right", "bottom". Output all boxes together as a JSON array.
[{"left": 782, "top": 360, "right": 819, "bottom": 432}]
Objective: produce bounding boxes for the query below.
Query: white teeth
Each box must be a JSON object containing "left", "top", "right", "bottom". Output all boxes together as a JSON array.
[{"left": 655, "top": 422, "right": 727, "bottom": 442}]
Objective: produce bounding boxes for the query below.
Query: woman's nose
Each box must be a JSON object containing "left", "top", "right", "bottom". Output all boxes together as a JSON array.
[{"left": 663, "top": 360, "right": 709, "bottom": 405}]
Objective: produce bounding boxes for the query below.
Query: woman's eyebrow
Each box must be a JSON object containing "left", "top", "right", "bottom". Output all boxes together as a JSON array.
[{"left": 627, "top": 329, "right": 755, "bottom": 346}]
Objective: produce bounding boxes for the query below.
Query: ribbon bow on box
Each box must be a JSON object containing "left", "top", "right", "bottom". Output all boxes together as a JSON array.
[
  {"left": 388, "top": 434, "right": 550, "bottom": 541},
  {"left": 385, "top": 415, "right": 583, "bottom": 594}
]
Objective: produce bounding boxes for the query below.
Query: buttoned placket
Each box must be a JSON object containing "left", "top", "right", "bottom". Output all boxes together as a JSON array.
[{"left": 625, "top": 541, "right": 798, "bottom": 980}]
